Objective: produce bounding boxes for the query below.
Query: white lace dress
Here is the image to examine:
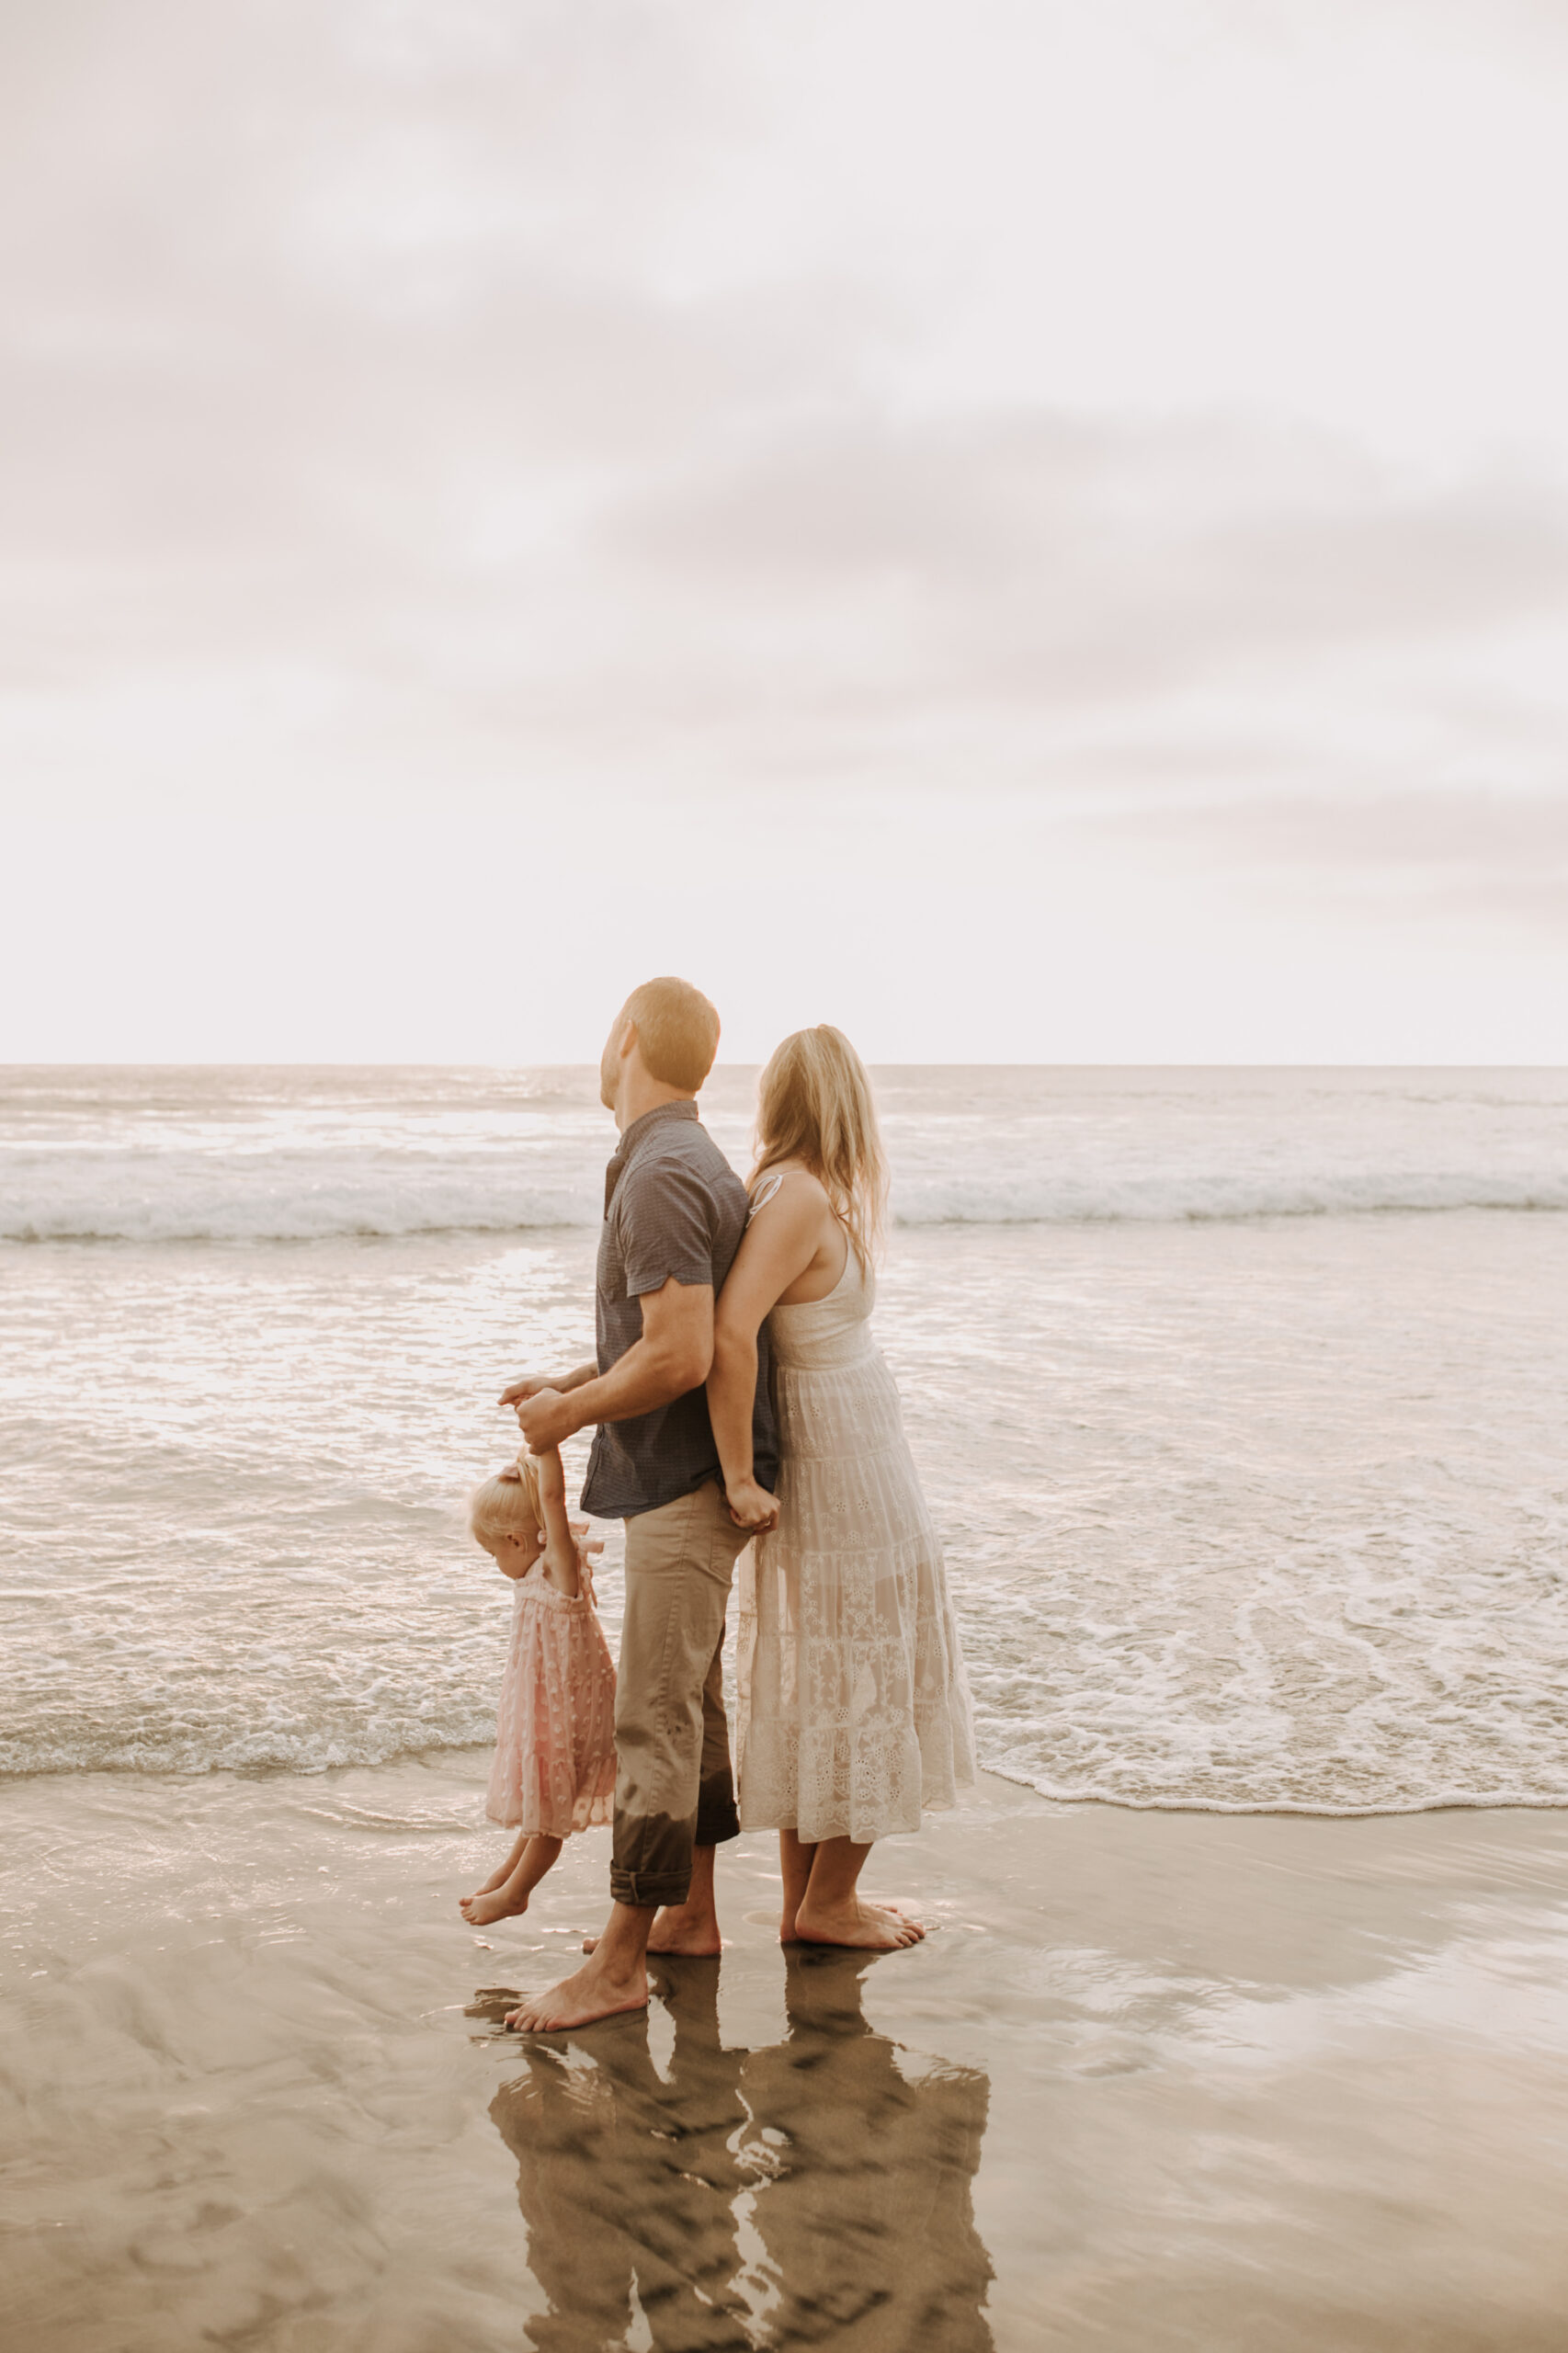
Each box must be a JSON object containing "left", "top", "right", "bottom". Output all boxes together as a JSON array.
[{"left": 735, "top": 1235, "right": 976, "bottom": 1844}]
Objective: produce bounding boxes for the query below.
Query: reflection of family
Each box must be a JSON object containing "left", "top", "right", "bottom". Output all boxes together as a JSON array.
[
  {"left": 464, "top": 975, "right": 975, "bottom": 2033},
  {"left": 483, "top": 1949, "right": 993, "bottom": 2352}
]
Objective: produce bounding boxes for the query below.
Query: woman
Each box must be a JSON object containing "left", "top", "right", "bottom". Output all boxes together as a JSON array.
[{"left": 710, "top": 1026, "right": 975, "bottom": 1950}]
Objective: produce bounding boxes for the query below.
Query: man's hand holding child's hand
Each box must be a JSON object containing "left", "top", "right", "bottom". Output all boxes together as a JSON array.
[{"left": 515, "top": 1385, "right": 579, "bottom": 1453}]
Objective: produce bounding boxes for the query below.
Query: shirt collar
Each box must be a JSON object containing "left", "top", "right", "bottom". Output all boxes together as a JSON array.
[
  {"left": 604, "top": 1098, "right": 699, "bottom": 1215},
  {"left": 619, "top": 1098, "right": 699, "bottom": 1152}
]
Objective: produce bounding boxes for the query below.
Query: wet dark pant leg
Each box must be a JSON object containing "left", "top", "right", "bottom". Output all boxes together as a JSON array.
[{"left": 611, "top": 1481, "right": 748, "bottom": 1910}]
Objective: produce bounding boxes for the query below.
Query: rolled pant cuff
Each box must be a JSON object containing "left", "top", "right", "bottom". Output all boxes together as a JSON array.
[{"left": 610, "top": 1868, "right": 694, "bottom": 1910}]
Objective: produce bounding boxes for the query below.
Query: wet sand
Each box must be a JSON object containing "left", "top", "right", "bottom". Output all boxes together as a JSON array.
[{"left": 5, "top": 1761, "right": 1568, "bottom": 2351}]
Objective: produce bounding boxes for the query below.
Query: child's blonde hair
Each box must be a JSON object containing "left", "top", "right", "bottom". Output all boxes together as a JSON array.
[
  {"left": 752, "top": 1025, "right": 889, "bottom": 1267},
  {"left": 469, "top": 1457, "right": 543, "bottom": 1550}
]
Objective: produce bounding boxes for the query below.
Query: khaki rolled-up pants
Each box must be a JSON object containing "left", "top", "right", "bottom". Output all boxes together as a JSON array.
[{"left": 610, "top": 1479, "right": 752, "bottom": 1910}]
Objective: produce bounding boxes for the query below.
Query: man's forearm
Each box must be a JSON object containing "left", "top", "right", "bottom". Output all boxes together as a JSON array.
[
  {"left": 556, "top": 1359, "right": 598, "bottom": 1393},
  {"left": 555, "top": 1336, "right": 706, "bottom": 1436}
]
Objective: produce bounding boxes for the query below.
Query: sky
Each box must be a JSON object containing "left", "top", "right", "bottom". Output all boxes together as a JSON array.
[{"left": 2, "top": 0, "right": 1566, "bottom": 1063}]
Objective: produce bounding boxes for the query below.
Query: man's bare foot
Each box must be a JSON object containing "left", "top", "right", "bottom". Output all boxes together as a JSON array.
[
  {"left": 793, "top": 1896, "right": 926, "bottom": 1950},
  {"left": 582, "top": 1898, "right": 722, "bottom": 1959},
  {"left": 460, "top": 1882, "right": 531, "bottom": 1927},
  {"left": 505, "top": 1954, "right": 649, "bottom": 2032}
]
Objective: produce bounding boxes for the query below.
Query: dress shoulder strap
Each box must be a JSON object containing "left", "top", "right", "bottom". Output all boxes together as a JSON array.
[{"left": 747, "top": 1171, "right": 786, "bottom": 1222}]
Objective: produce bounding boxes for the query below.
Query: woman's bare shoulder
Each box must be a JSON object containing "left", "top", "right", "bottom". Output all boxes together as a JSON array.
[{"left": 749, "top": 1162, "right": 832, "bottom": 1216}]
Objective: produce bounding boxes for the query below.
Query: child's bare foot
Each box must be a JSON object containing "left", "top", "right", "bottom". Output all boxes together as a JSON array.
[
  {"left": 459, "top": 1832, "right": 529, "bottom": 1915},
  {"left": 460, "top": 1833, "right": 561, "bottom": 1927},
  {"left": 464, "top": 1862, "right": 514, "bottom": 1905},
  {"left": 461, "top": 1881, "right": 532, "bottom": 1927}
]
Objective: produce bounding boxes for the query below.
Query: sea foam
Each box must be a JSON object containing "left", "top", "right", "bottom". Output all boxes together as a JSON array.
[{"left": 5, "top": 1066, "right": 1567, "bottom": 1813}]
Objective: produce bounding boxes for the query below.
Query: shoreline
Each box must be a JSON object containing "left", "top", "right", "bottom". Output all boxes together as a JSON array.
[
  {"left": 6, "top": 1757, "right": 1568, "bottom": 2349},
  {"left": 978, "top": 1768, "right": 1568, "bottom": 1816},
  {"left": 10, "top": 1734, "right": 1568, "bottom": 1818}
]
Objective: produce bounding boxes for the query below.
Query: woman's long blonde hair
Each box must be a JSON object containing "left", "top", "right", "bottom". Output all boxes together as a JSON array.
[{"left": 751, "top": 1026, "right": 889, "bottom": 1267}]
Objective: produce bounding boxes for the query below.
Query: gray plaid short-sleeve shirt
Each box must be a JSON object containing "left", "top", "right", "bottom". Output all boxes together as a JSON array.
[{"left": 580, "top": 1100, "right": 778, "bottom": 1520}]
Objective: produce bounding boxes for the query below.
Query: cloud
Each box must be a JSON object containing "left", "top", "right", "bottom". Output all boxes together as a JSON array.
[
  {"left": 613, "top": 410, "right": 1568, "bottom": 698},
  {"left": 1, "top": 0, "right": 1565, "bottom": 992},
  {"left": 1077, "top": 788, "right": 1568, "bottom": 933}
]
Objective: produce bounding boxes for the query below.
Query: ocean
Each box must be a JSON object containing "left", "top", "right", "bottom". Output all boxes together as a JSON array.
[{"left": 3, "top": 1063, "right": 1565, "bottom": 1815}]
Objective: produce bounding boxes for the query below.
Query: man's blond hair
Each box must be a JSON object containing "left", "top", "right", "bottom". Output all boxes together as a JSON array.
[{"left": 619, "top": 977, "right": 721, "bottom": 1093}]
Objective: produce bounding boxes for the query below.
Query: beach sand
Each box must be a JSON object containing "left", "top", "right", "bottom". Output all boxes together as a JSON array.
[{"left": 5, "top": 1762, "right": 1568, "bottom": 2351}]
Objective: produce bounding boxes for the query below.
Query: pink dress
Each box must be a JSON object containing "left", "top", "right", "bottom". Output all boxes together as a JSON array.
[{"left": 485, "top": 1563, "right": 618, "bottom": 1836}]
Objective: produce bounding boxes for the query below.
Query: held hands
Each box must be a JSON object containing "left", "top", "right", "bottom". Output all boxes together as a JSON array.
[
  {"left": 515, "top": 1384, "right": 579, "bottom": 1454},
  {"left": 495, "top": 1372, "right": 581, "bottom": 1453},
  {"left": 723, "top": 1477, "right": 780, "bottom": 1534},
  {"left": 497, "top": 1372, "right": 563, "bottom": 1410}
]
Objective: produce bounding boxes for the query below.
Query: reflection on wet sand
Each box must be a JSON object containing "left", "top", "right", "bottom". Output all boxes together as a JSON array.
[
  {"left": 484, "top": 1949, "right": 993, "bottom": 2351},
  {"left": 484, "top": 1961, "right": 750, "bottom": 2351},
  {"left": 742, "top": 1949, "right": 994, "bottom": 2350}
]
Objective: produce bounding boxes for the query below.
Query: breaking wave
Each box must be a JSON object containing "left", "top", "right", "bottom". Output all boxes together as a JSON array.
[{"left": 5, "top": 1163, "right": 1567, "bottom": 1243}]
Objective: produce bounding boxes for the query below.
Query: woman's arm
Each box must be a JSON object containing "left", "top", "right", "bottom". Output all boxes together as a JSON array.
[
  {"left": 708, "top": 1185, "right": 823, "bottom": 1529},
  {"left": 709, "top": 1321, "right": 772, "bottom": 1529}
]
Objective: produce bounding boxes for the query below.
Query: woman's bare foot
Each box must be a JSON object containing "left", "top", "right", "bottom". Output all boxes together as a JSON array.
[
  {"left": 779, "top": 1894, "right": 920, "bottom": 1943},
  {"left": 460, "top": 1881, "right": 532, "bottom": 1927},
  {"left": 793, "top": 1895, "right": 926, "bottom": 1950}
]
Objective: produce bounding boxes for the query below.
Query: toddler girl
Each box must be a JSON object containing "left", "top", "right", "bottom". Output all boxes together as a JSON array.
[{"left": 459, "top": 1445, "right": 617, "bottom": 1927}]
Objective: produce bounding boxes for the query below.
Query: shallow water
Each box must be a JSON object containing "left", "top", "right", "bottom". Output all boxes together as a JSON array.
[
  {"left": 5, "top": 1763, "right": 1568, "bottom": 2353},
  {"left": 3, "top": 1066, "right": 1566, "bottom": 1811}
]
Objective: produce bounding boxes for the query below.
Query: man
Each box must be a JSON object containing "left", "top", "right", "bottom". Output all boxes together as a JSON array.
[{"left": 500, "top": 976, "right": 779, "bottom": 2032}]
